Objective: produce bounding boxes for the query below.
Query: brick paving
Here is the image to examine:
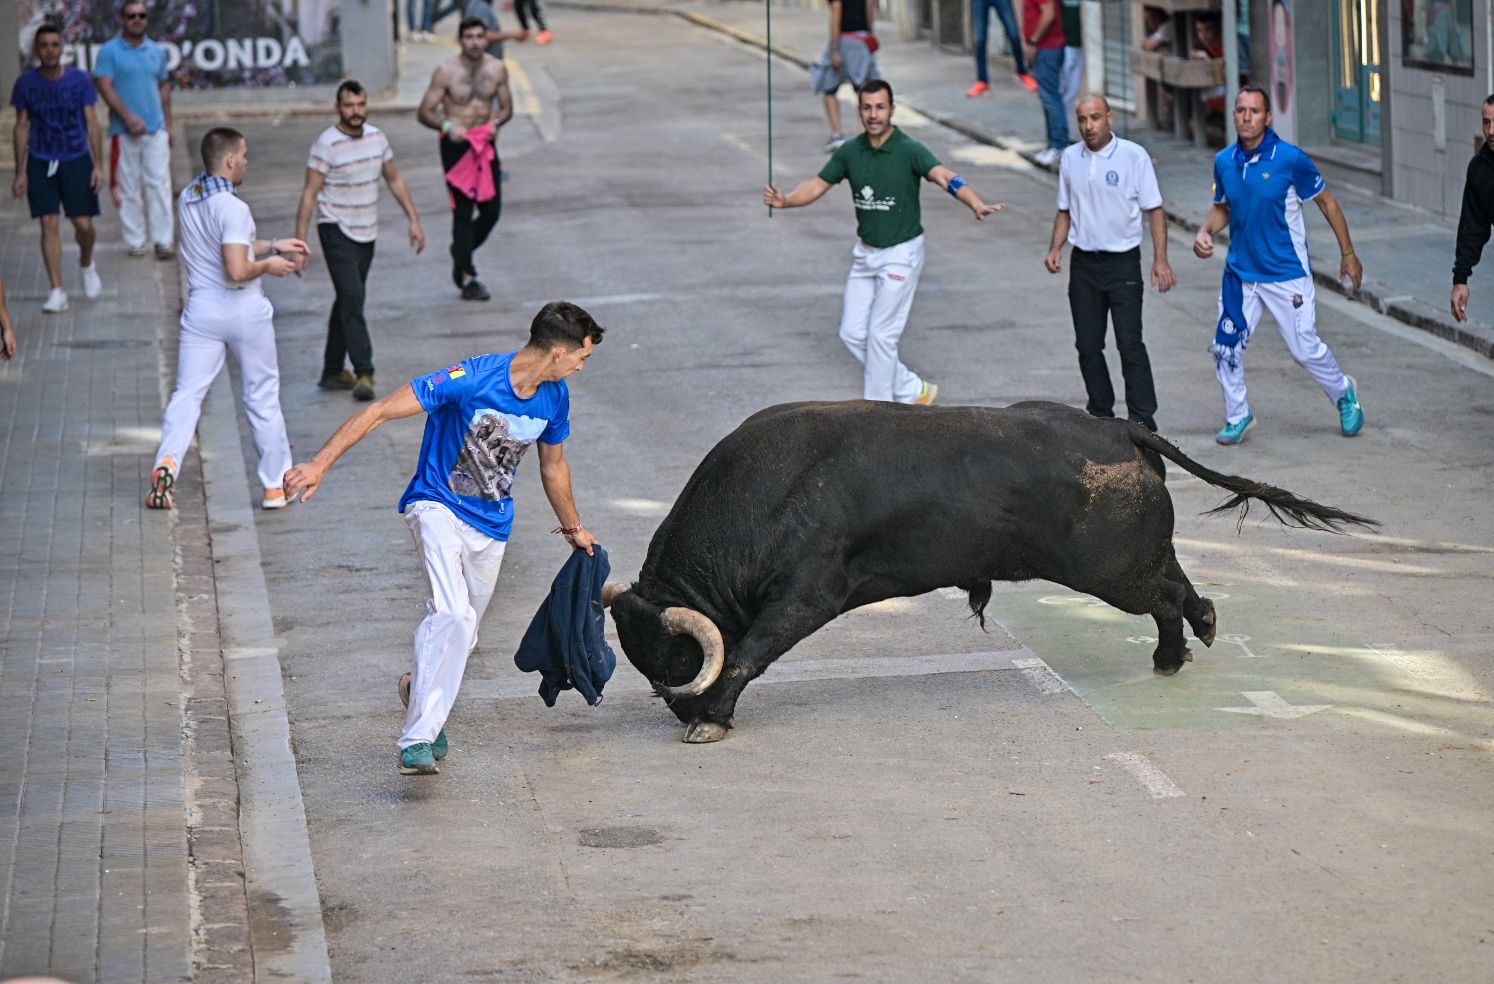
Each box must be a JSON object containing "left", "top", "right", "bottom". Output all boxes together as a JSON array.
[{"left": 0, "top": 184, "right": 242, "bottom": 979}]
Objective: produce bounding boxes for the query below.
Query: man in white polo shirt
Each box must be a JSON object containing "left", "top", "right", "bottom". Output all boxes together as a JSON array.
[
  {"left": 295, "top": 80, "right": 426, "bottom": 402},
  {"left": 146, "top": 127, "right": 308, "bottom": 512},
  {"left": 1045, "top": 93, "right": 1176, "bottom": 431}
]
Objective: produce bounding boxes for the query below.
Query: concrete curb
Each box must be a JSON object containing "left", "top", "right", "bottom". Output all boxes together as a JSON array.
[{"left": 196, "top": 375, "right": 334, "bottom": 984}]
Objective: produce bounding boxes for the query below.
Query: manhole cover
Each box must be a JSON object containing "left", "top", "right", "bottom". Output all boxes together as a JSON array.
[
  {"left": 577, "top": 826, "right": 662, "bottom": 849},
  {"left": 60, "top": 339, "right": 151, "bottom": 349}
]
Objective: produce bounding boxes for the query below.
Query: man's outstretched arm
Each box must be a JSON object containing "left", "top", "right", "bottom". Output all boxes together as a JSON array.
[
  {"left": 763, "top": 177, "right": 834, "bottom": 210},
  {"left": 284, "top": 384, "right": 426, "bottom": 502}
]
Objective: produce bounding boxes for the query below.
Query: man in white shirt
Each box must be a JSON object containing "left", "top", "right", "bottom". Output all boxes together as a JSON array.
[
  {"left": 146, "top": 127, "right": 309, "bottom": 512},
  {"left": 294, "top": 80, "right": 425, "bottom": 402},
  {"left": 1044, "top": 94, "right": 1176, "bottom": 431}
]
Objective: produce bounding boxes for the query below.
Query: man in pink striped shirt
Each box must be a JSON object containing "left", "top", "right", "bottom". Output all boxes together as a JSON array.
[{"left": 295, "top": 80, "right": 426, "bottom": 401}]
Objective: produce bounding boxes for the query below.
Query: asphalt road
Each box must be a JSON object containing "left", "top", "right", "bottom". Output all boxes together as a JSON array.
[{"left": 200, "top": 10, "right": 1494, "bottom": 982}]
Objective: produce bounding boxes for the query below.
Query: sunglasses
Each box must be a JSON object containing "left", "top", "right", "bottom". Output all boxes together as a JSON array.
[{"left": 124, "top": 11, "right": 148, "bottom": 19}]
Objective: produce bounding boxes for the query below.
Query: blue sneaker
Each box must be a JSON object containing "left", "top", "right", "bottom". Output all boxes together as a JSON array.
[
  {"left": 1337, "top": 376, "right": 1363, "bottom": 436},
  {"left": 399, "top": 742, "right": 439, "bottom": 775},
  {"left": 431, "top": 729, "right": 448, "bottom": 761},
  {"left": 1215, "top": 413, "right": 1256, "bottom": 446}
]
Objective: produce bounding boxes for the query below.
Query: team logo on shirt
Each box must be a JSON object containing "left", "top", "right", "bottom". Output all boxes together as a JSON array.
[
  {"left": 1105, "top": 170, "right": 1119, "bottom": 186},
  {"left": 855, "top": 185, "right": 896, "bottom": 212},
  {"left": 446, "top": 364, "right": 466, "bottom": 379},
  {"left": 1292, "top": 294, "right": 1303, "bottom": 309}
]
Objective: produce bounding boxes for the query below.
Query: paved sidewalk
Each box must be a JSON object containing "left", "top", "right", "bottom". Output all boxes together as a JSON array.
[
  {"left": 554, "top": 0, "right": 1494, "bottom": 359},
  {"left": 0, "top": 198, "right": 192, "bottom": 978}
]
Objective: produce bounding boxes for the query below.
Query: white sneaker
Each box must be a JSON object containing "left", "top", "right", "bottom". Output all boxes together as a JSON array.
[
  {"left": 81, "top": 263, "right": 102, "bottom": 299},
  {"left": 42, "top": 288, "right": 69, "bottom": 313},
  {"left": 824, "top": 133, "right": 847, "bottom": 152},
  {"left": 127, "top": 244, "right": 149, "bottom": 257},
  {"left": 1033, "top": 147, "right": 1062, "bottom": 167}
]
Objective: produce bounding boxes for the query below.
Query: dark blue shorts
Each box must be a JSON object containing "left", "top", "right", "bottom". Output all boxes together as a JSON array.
[{"left": 26, "top": 154, "right": 100, "bottom": 219}]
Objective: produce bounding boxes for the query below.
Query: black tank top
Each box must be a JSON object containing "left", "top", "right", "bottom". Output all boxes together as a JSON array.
[{"left": 838, "top": 0, "right": 869, "bottom": 34}]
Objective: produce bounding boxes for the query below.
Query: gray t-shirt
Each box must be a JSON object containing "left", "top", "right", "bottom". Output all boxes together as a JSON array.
[{"left": 463, "top": 0, "right": 505, "bottom": 59}]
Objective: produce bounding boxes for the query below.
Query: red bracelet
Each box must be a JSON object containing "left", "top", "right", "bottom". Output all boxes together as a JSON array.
[{"left": 552, "top": 524, "right": 584, "bottom": 536}]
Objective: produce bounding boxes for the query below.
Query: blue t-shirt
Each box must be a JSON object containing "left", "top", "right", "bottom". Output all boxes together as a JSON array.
[
  {"left": 93, "top": 35, "right": 169, "bottom": 137},
  {"left": 9, "top": 67, "right": 97, "bottom": 162},
  {"left": 399, "top": 352, "right": 571, "bottom": 541},
  {"left": 1212, "top": 128, "right": 1326, "bottom": 283}
]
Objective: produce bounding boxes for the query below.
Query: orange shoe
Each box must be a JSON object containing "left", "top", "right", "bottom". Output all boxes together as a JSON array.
[
  {"left": 535, "top": 29, "right": 552, "bottom": 44},
  {"left": 965, "top": 80, "right": 991, "bottom": 97},
  {"left": 146, "top": 456, "right": 176, "bottom": 510},
  {"left": 914, "top": 381, "right": 940, "bottom": 406},
  {"left": 1017, "top": 73, "right": 1038, "bottom": 92}
]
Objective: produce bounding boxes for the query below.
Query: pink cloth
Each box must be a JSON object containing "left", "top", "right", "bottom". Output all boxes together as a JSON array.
[{"left": 444, "top": 123, "right": 498, "bottom": 202}]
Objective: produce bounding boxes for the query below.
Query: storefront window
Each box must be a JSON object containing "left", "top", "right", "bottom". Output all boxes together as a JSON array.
[{"left": 1402, "top": 0, "right": 1474, "bottom": 74}]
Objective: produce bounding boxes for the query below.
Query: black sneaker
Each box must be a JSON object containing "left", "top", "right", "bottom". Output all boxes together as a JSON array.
[
  {"left": 318, "top": 370, "right": 356, "bottom": 390},
  {"left": 460, "top": 280, "right": 491, "bottom": 301}
]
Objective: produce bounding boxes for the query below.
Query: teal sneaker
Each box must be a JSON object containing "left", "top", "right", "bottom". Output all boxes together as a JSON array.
[
  {"left": 399, "top": 742, "right": 439, "bottom": 775},
  {"left": 1337, "top": 376, "right": 1363, "bottom": 436},
  {"left": 1215, "top": 413, "right": 1256, "bottom": 446},
  {"left": 431, "top": 729, "right": 448, "bottom": 761}
]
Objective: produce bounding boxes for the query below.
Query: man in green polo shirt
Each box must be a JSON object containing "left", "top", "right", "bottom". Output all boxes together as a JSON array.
[{"left": 764, "top": 80, "right": 1004, "bottom": 404}]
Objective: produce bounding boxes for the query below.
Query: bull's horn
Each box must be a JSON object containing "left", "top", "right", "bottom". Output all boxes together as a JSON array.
[
  {"left": 658, "top": 607, "right": 725, "bottom": 697},
  {"left": 602, "top": 582, "right": 629, "bottom": 608}
]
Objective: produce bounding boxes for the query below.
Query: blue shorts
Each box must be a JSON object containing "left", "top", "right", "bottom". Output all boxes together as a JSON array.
[{"left": 26, "top": 154, "right": 100, "bottom": 219}]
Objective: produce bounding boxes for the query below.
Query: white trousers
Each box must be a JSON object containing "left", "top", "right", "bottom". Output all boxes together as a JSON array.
[
  {"left": 400, "top": 501, "right": 507, "bottom": 749},
  {"left": 113, "top": 131, "right": 174, "bottom": 250},
  {"left": 154, "top": 289, "right": 292, "bottom": 490},
  {"left": 1213, "top": 276, "right": 1349, "bottom": 424},
  {"left": 840, "top": 235, "right": 927, "bottom": 403}
]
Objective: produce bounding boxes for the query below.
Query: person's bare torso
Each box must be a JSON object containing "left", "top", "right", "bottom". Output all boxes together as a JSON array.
[{"left": 436, "top": 53, "right": 508, "bottom": 129}]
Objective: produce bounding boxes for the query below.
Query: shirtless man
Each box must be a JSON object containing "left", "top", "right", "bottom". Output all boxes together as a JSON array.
[{"left": 418, "top": 16, "right": 514, "bottom": 301}]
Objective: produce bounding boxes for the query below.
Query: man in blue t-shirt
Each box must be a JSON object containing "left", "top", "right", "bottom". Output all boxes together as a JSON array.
[
  {"left": 1192, "top": 85, "right": 1365, "bottom": 446},
  {"left": 93, "top": 0, "right": 176, "bottom": 259},
  {"left": 283, "top": 302, "right": 604, "bottom": 776},
  {"left": 9, "top": 23, "right": 105, "bottom": 315}
]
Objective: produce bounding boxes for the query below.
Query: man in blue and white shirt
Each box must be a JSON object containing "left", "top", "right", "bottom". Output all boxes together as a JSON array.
[
  {"left": 1192, "top": 85, "right": 1365, "bottom": 445},
  {"left": 283, "top": 302, "right": 604, "bottom": 777}
]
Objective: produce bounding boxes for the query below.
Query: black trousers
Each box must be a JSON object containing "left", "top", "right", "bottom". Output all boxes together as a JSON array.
[
  {"left": 318, "top": 223, "right": 377, "bottom": 378},
  {"left": 1068, "top": 246, "right": 1158, "bottom": 429},
  {"left": 514, "top": 0, "right": 547, "bottom": 31},
  {"left": 440, "top": 136, "right": 502, "bottom": 282}
]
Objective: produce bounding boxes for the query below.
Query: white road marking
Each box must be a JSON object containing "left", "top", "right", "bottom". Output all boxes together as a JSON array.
[
  {"left": 606, "top": 497, "right": 672, "bottom": 517},
  {"left": 1215, "top": 634, "right": 1265, "bottom": 658},
  {"left": 1103, "top": 752, "right": 1186, "bottom": 799},
  {"left": 1011, "top": 657, "right": 1068, "bottom": 695},
  {"left": 1216, "top": 691, "right": 1333, "bottom": 719},
  {"left": 465, "top": 649, "right": 1043, "bottom": 701}
]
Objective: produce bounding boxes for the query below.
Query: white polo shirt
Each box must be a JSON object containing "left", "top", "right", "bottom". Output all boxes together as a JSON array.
[
  {"left": 178, "top": 184, "right": 261, "bottom": 293},
  {"left": 1056, "top": 135, "right": 1164, "bottom": 253}
]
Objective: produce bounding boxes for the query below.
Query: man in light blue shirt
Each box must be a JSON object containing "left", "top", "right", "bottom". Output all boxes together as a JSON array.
[
  {"left": 1192, "top": 85, "right": 1364, "bottom": 445},
  {"left": 93, "top": 0, "right": 175, "bottom": 258}
]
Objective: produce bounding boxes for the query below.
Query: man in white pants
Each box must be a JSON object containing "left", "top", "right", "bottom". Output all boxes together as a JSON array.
[
  {"left": 1193, "top": 85, "right": 1364, "bottom": 445},
  {"left": 94, "top": 0, "right": 175, "bottom": 259},
  {"left": 282, "top": 302, "right": 604, "bottom": 776},
  {"left": 146, "top": 128, "right": 308, "bottom": 511},
  {"left": 764, "top": 80, "right": 1004, "bottom": 404}
]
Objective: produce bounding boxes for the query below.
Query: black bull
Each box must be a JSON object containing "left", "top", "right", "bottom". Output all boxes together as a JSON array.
[{"left": 605, "top": 401, "right": 1376, "bottom": 743}]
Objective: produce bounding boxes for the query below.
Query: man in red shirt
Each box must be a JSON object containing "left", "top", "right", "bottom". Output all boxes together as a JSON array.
[{"left": 1022, "top": 0, "right": 1067, "bottom": 166}]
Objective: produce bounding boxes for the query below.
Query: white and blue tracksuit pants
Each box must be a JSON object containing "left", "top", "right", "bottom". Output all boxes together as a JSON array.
[
  {"left": 1213, "top": 274, "right": 1351, "bottom": 425},
  {"left": 839, "top": 234, "right": 927, "bottom": 404},
  {"left": 400, "top": 500, "right": 507, "bottom": 750}
]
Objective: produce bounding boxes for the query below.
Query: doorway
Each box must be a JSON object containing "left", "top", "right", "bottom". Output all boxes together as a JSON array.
[{"left": 1331, "top": 0, "right": 1382, "bottom": 144}]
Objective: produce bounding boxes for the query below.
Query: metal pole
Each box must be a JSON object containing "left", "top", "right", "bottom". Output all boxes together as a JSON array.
[
  {"left": 1223, "top": 0, "right": 1238, "bottom": 144},
  {"left": 767, "top": 0, "right": 775, "bottom": 217}
]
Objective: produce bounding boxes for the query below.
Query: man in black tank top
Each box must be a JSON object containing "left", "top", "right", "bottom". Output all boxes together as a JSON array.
[{"left": 808, "top": 0, "right": 881, "bottom": 152}]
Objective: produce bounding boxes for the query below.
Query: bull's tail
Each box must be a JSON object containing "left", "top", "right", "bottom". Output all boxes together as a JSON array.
[{"left": 1130, "top": 427, "right": 1379, "bottom": 533}]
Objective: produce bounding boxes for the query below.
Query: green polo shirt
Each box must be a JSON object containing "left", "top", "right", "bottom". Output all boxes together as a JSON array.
[{"left": 817, "top": 128, "right": 941, "bottom": 249}]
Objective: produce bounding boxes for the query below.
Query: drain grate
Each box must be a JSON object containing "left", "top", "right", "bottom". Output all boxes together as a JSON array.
[{"left": 59, "top": 339, "right": 151, "bottom": 349}]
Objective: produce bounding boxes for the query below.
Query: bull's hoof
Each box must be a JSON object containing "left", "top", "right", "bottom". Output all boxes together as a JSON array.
[
  {"left": 1153, "top": 649, "right": 1191, "bottom": 676},
  {"left": 683, "top": 721, "right": 728, "bottom": 744},
  {"left": 1193, "top": 602, "right": 1218, "bottom": 647}
]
